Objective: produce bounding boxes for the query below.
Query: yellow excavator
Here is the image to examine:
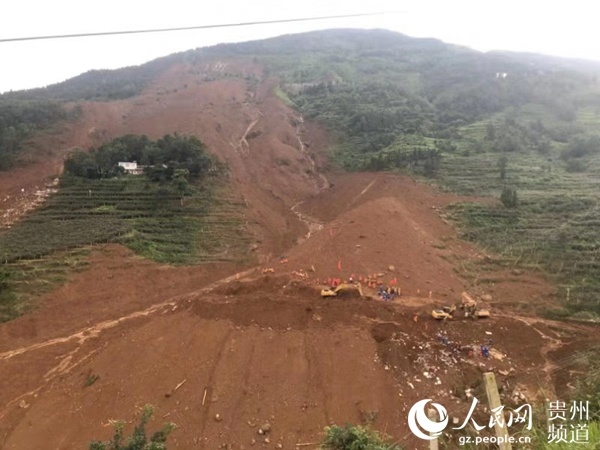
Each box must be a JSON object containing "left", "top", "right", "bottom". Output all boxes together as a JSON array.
[
  {"left": 461, "top": 291, "right": 490, "bottom": 319},
  {"left": 431, "top": 305, "right": 456, "bottom": 320},
  {"left": 432, "top": 292, "right": 491, "bottom": 320},
  {"left": 321, "top": 283, "right": 363, "bottom": 298}
]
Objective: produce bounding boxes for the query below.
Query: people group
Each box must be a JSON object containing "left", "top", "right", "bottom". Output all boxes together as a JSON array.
[
  {"left": 436, "top": 332, "right": 494, "bottom": 359},
  {"left": 378, "top": 285, "right": 399, "bottom": 301}
]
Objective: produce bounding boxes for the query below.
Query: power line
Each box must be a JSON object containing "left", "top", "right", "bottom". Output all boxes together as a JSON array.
[{"left": 0, "top": 12, "right": 389, "bottom": 43}]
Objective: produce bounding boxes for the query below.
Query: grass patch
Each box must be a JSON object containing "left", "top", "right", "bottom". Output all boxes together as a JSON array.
[
  {"left": 440, "top": 148, "right": 600, "bottom": 317},
  {"left": 322, "top": 424, "right": 403, "bottom": 450},
  {"left": 0, "top": 177, "right": 248, "bottom": 265},
  {"left": 93, "top": 204, "right": 116, "bottom": 212},
  {"left": 273, "top": 85, "right": 296, "bottom": 107},
  {"left": 84, "top": 372, "right": 100, "bottom": 387},
  {"left": 0, "top": 176, "right": 249, "bottom": 321},
  {"left": 0, "top": 248, "right": 90, "bottom": 322}
]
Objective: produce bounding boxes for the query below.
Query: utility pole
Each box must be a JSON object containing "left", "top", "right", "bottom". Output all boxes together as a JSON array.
[
  {"left": 428, "top": 408, "right": 439, "bottom": 450},
  {"left": 483, "top": 372, "right": 512, "bottom": 450}
]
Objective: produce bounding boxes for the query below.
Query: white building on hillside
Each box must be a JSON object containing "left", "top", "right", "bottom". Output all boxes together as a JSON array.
[{"left": 118, "top": 161, "right": 144, "bottom": 175}]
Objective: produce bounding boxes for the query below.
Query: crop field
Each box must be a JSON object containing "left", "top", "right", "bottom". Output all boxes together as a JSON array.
[
  {"left": 0, "top": 248, "right": 90, "bottom": 321},
  {"left": 438, "top": 148, "right": 600, "bottom": 318},
  {"left": 0, "top": 177, "right": 248, "bottom": 264},
  {"left": 0, "top": 176, "right": 249, "bottom": 321}
]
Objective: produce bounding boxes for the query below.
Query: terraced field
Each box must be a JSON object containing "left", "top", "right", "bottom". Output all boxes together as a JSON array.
[
  {"left": 0, "top": 248, "right": 90, "bottom": 321},
  {"left": 439, "top": 150, "right": 600, "bottom": 317},
  {"left": 0, "top": 176, "right": 249, "bottom": 321}
]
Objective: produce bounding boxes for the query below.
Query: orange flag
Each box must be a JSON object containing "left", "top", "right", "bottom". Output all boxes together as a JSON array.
[
  {"left": 329, "top": 228, "right": 333, "bottom": 238},
  {"left": 337, "top": 260, "right": 342, "bottom": 270}
]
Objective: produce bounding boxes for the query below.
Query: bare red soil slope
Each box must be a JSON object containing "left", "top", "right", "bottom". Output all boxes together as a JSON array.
[
  {"left": 1, "top": 61, "right": 599, "bottom": 450},
  {"left": 2, "top": 60, "right": 325, "bottom": 258}
]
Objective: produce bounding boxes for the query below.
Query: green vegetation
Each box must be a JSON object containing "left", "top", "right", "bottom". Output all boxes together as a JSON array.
[
  {"left": 441, "top": 350, "right": 600, "bottom": 449},
  {"left": 448, "top": 422, "right": 600, "bottom": 450},
  {"left": 84, "top": 372, "right": 100, "bottom": 387},
  {"left": 321, "top": 424, "right": 404, "bottom": 450},
  {"left": 500, "top": 186, "right": 519, "bottom": 208},
  {"left": 89, "top": 405, "right": 174, "bottom": 450},
  {"left": 0, "top": 174, "right": 246, "bottom": 264},
  {"left": 208, "top": 29, "right": 600, "bottom": 318},
  {"left": 572, "top": 349, "right": 600, "bottom": 421},
  {"left": 3, "top": 55, "right": 178, "bottom": 102},
  {"left": 4, "top": 29, "right": 600, "bottom": 320},
  {"left": 0, "top": 135, "right": 248, "bottom": 322},
  {"left": 439, "top": 146, "right": 600, "bottom": 317},
  {"left": 524, "top": 350, "right": 600, "bottom": 449},
  {"left": 0, "top": 51, "right": 187, "bottom": 167},
  {"left": 64, "top": 134, "right": 217, "bottom": 181},
  {"left": 0, "top": 134, "right": 244, "bottom": 264},
  {"left": 217, "top": 30, "right": 600, "bottom": 175},
  {"left": 0, "top": 98, "right": 69, "bottom": 169},
  {"left": 532, "top": 423, "right": 600, "bottom": 450},
  {"left": 273, "top": 85, "right": 296, "bottom": 107},
  {"left": 9, "top": 29, "right": 599, "bottom": 172},
  {"left": 0, "top": 249, "right": 89, "bottom": 322}
]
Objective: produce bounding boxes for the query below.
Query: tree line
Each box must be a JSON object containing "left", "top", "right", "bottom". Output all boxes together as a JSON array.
[
  {"left": 63, "top": 134, "right": 218, "bottom": 182},
  {"left": 0, "top": 99, "right": 68, "bottom": 170}
]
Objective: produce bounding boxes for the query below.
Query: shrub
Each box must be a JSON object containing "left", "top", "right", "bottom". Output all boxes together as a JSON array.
[
  {"left": 500, "top": 186, "right": 518, "bottom": 208},
  {"left": 565, "top": 159, "right": 586, "bottom": 173},
  {"left": 321, "top": 424, "right": 404, "bottom": 450},
  {"left": 572, "top": 350, "right": 600, "bottom": 421},
  {"left": 89, "top": 405, "right": 175, "bottom": 450}
]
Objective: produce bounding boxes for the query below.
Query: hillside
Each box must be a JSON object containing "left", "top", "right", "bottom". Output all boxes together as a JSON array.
[
  {"left": 5, "top": 29, "right": 600, "bottom": 316},
  {"left": 1, "top": 29, "right": 600, "bottom": 449}
]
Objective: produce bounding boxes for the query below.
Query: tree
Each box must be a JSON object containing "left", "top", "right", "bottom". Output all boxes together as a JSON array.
[
  {"left": 63, "top": 150, "right": 99, "bottom": 178},
  {"left": 485, "top": 121, "right": 496, "bottom": 141},
  {"left": 497, "top": 155, "right": 508, "bottom": 180},
  {"left": 89, "top": 405, "right": 174, "bottom": 450},
  {"left": 172, "top": 168, "right": 190, "bottom": 206},
  {"left": 561, "top": 135, "right": 600, "bottom": 160},
  {"left": 0, "top": 99, "right": 67, "bottom": 171},
  {"left": 500, "top": 186, "right": 518, "bottom": 208},
  {"left": 63, "top": 134, "right": 214, "bottom": 181},
  {"left": 423, "top": 154, "right": 440, "bottom": 177}
]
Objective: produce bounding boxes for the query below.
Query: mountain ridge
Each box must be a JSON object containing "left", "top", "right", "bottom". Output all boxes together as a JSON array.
[{"left": 3, "top": 28, "right": 599, "bottom": 100}]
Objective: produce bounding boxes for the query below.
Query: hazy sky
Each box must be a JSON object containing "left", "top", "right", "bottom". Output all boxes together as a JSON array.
[{"left": 1, "top": 0, "right": 598, "bottom": 93}]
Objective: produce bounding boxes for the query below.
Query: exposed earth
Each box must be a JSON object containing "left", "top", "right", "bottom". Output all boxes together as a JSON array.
[{"left": 1, "top": 60, "right": 599, "bottom": 449}]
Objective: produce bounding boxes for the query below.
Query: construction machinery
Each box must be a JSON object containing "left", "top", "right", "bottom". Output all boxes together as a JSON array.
[
  {"left": 432, "top": 309, "right": 451, "bottom": 320},
  {"left": 321, "top": 282, "right": 363, "bottom": 298},
  {"left": 431, "top": 304, "right": 456, "bottom": 320},
  {"left": 461, "top": 291, "right": 477, "bottom": 308},
  {"left": 460, "top": 291, "right": 490, "bottom": 319},
  {"left": 431, "top": 292, "right": 491, "bottom": 320},
  {"left": 473, "top": 309, "right": 490, "bottom": 319}
]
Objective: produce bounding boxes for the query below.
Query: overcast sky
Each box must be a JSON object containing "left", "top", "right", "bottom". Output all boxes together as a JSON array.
[{"left": 1, "top": 0, "right": 598, "bottom": 93}]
